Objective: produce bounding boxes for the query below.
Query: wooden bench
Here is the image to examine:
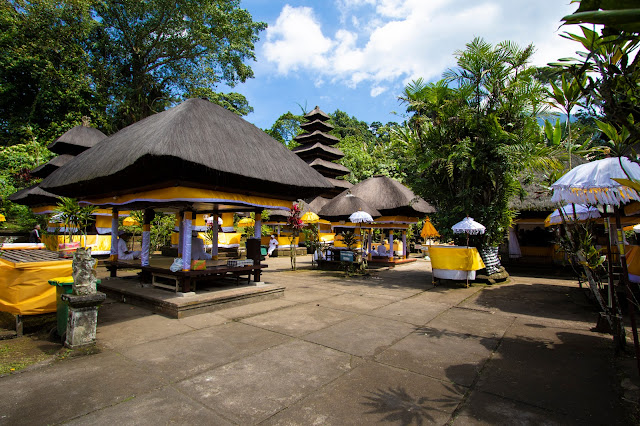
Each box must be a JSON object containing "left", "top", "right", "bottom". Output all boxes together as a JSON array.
[
  {"left": 104, "top": 260, "right": 143, "bottom": 277},
  {"left": 140, "top": 264, "right": 267, "bottom": 293}
]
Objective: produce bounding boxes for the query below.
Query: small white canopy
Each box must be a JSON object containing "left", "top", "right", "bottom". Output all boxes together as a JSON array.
[
  {"left": 349, "top": 210, "right": 374, "bottom": 224},
  {"left": 452, "top": 217, "right": 486, "bottom": 235},
  {"left": 545, "top": 204, "right": 601, "bottom": 226},
  {"left": 551, "top": 157, "right": 640, "bottom": 206}
]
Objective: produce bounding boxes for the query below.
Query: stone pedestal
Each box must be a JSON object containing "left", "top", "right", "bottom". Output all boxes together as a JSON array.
[{"left": 61, "top": 292, "right": 106, "bottom": 349}]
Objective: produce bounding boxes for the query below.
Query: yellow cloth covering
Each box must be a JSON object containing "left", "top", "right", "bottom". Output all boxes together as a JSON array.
[
  {"left": 0, "top": 259, "right": 72, "bottom": 315},
  {"left": 260, "top": 235, "right": 299, "bottom": 247},
  {"left": 42, "top": 235, "right": 112, "bottom": 254},
  {"left": 429, "top": 246, "right": 485, "bottom": 271},
  {"left": 626, "top": 246, "right": 640, "bottom": 276}
]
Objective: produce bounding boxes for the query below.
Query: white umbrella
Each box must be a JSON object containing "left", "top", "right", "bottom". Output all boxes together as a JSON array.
[
  {"left": 349, "top": 210, "right": 374, "bottom": 255},
  {"left": 349, "top": 210, "right": 374, "bottom": 224},
  {"left": 551, "top": 157, "right": 640, "bottom": 366},
  {"left": 545, "top": 204, "right": 601, "bottom": 226},
  {"left": 551, "top": 157, "right": 640, "bottom": 206},
  {"left": 452, "top": 216, "right": 485, "bottom": 248},
  {"left": 452, "top": 217, "right": 486, "bottom": 235},
  {"left": 206, "top": 216, "right": 223, "bottom": 225}
]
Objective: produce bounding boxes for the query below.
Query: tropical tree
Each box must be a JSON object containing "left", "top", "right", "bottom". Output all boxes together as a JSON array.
[
  {"left": 266, "top": 112, "right": 304, "bottom": 148},
  {"left": 398, "top": 38, "right": 562, "bottom": 274}
]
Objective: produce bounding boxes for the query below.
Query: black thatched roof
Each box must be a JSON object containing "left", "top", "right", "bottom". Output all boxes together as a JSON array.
[
  {"left": 345, "top": 175, "right": 435, "bottom": 217},
  {"left": 300, "top": 119, "right": 333, "bottom": 133},
  {"left": 30, "top": 154, "right": 74, "bottom": 179},
  {"left": 306, "top": 196, "right": 331, "bottom": 213},
  {"left": 304, "top": 106, "right": 330, "bottom": 122},
  {"left": 510, "top": 181, "right": 555, "bottom": 211},
  {"left": 40, "top": 99, "right": 333, "bottom": 202},
  {"left": 294, "top": 130, "right": 340, "bottom": 146},
  {"left": 307, "top": 158, "right": 350, "bottom": 177},
  {"left": 47, "top": 125, "right": 107, "bottom": 156},
  {"left": 8, "top": 184, "right": 60, "bottom": 207},
  {"left": 318, "top": 193, "right": 381, "bottom": 221},
  {"left": 292, "top": 142, "right": 344, "bottom": 161}
]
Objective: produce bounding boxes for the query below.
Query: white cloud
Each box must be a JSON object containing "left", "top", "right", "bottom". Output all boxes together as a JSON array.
[
  {"left": 261, "top": 1, "right": 578, "bottom": 97},
  {"left": 262, "top": 5, "right": 333, "bottom": 73}
]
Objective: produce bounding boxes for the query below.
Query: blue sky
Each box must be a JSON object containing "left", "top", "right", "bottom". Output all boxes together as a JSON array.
[{"left": 234, "top": 0, "right": 580, "bottom": 130}]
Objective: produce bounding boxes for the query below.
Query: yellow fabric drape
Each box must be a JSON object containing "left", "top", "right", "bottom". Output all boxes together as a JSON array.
[
  {"left": 429, "top": 246, "right": 485, "bottom": 271},
  {"left": 0, "top": 259, "right": 72, "bottom": 315}
]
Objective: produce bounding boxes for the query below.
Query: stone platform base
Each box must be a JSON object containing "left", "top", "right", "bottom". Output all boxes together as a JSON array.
[
  {"left": 368, "top": 257, "right": 417, "bottom": 267},
  {"left": 98, "top": 278, "right": 284, "bottom": 318},
  {"left": 269, "top": 247, "right": 307, "bottom": 257}
]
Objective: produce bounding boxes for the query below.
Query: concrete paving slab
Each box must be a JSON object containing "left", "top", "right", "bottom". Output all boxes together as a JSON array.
[
  {"left": 264, "top": 361, "right": 465, "bottom": 425},
  {"left": 66, "top": 385, "right": 233, "bottom": 425},
  {"left": 177, "top": 340, "right": 353, "bottom": 424},
  {"left": 304, "top": 315, "right": 416, "bottom": 357},
  {"left": 376, "top": 327, "right": 499, "bottom": 386},
  {"left": 476, "top": 322, "right": 623, "bottom": 424},
  {"left": 177, "top": 311, "right": 230, "bottom": 329},
  {"left": 461, "top": 280, "right": 597, "bottom": 324},
  {"left": 119, "top": 321, "right": 290, "bottom": 382},
  {"left": 96, "top": 308, "right": 194, "bottom": 350},
  {"left": 410, "top": 285, "right": 482, "bottom": 306},
  {"left": 425, "top": 306, "right": 515, "bottom": 339},
  {"left": 98, "top": 298, "right": 152, "bottom": 323},
  {"left": 213, "top": 298, "right": 297, "bottom": 320},
  {"left": 281, "top": 286, "right": 344, "bottom": 303},
  {"left": 0, "top": 352, "right": 165, "bottom": 426},
  {"left": 452, "top": 390, "right": 571, "bottom": 425},
  {"left": 368, "top": 299, "right": 452, "bottom": 326},
  {"left": 240, "top": 304, "right": 357, "bottom": 337},
  {"left": 315, "top": 292, "right": 398, "bottom": 314}
]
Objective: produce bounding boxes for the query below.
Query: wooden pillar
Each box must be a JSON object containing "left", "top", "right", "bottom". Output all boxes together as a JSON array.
[
  {"left": 212, "top": 213, "right": 219, "bottom": 260},
  {"left": 254, "top": 212, "right": 262, "bottom": 239},
  {"left": 141, "top": 209, "right": 154, "bottom": 267},
  {"left": 389, "top": 230, "right": 394, "bottom": 259},
  {"left": 109, "top": 207, "right": 119, "bottom": 277},
  {"left": 368, "top": 231, "right": 373, "bottom": 260},
  {"left": 402, "top": 230, "right": 407, "bottom": 259}
]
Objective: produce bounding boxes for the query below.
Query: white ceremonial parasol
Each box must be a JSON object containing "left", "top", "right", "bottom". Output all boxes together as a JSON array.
[
  {"left": 551, "top": 157, "right": 640, "bottom": 371},
  {"left": 545, "top": 204, "right": 601, "bottom": 226},
  {"left": 349, "top": 210, "right": 374, "bottom": 254},
  {"left": 349, "top": 210, "right": 374, "bottom": 224},
  {"left": 551, "top": 157, "right": 640, "bottom": 206},
  {"left": 452, "top": 216, "right": 485, "bottom": 248}
]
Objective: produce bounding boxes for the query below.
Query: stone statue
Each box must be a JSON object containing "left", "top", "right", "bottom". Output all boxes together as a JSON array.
[{"left": 72, "top": 248, "right": 97, "bottom": 295}]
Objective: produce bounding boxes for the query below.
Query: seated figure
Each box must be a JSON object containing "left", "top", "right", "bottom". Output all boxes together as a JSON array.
[
  {"left": 118, "top": 232, "right": 141, "bottom": 260},
  {"left": 377, "top": 244, "right": 388, "bottom": 256},
  {"left": 191, "top": 232, "right": 212, "bottom": 260}
]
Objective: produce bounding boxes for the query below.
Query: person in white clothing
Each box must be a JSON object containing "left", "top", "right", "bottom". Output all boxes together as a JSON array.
[
  {"left": 191, "top": 231, "right": 212, "bottom": 260},
  {"left": 267, "top": 235, "right": 278, "bottom": 257},
  {"left": 117, "top": 231, "right": 141, "bottom": 260}
]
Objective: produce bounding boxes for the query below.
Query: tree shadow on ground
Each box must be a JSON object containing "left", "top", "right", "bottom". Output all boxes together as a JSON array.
[
  {"left": 469, "top": 281, "right": 599, "bottom": 324},
  {"left": 361, "top": 384, "right": 463, "bottom": 426}
]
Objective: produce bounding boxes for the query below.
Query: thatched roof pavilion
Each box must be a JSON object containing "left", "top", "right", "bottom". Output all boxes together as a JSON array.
[
  {"left": 344, "top": 175, "right": 435, "bottom": 217},
  {"left": 30, "top": 154, "right": 74, "bottom": 179},
  {"left": 318, "top": 194, "right": 381, "bottom": 222},
  {"left": 47, "top": 125, "right": 107, "bottom": 156},
  {"left": 8, "top": 184, "right": 59, "bottom": 208},
  {"left": 40, "top": 98, "right": 332, "bottom": 212}
]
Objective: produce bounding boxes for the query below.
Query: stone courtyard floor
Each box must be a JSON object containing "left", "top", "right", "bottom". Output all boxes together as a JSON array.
[{"left": 0, "top": 255, "right": 638, "bottom": 425}]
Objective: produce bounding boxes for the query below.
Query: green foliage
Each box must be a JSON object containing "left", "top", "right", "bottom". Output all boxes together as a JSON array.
[
  {"left": 53, "top": 197, "right": 96, "bottom": 241},
  {"left": 399, "top": 38, "right": 562, "bottom": 248},
  {"left": 0, "top": 0, "right": 102, "bottom": 146},
  {"left": 1, "top": 0, "right": 265, "bottom": 146},
  {"left": 265, "top": 112, "right": 304, "bottom": 148},
  {"left": 552, "top": 26, "right": 640, "bottom": 156},
  {"left": 150, "top": 213, "right": 175, "bottom": 251},
  {"left": 339, "top": 231, "right": 358, "bottom": 251},
  {"left": 92, "top": 0, "right": 266, "bottom": 129}
]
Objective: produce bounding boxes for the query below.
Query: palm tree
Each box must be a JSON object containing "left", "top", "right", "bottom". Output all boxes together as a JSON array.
[{"left": 399, "top": 38, "right": 563, "bottom": 275}]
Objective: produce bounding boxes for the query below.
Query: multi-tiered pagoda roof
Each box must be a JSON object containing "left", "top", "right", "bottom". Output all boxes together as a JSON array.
[{"left": 293, "top": 106, "right": 352, "bottom": 198}]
